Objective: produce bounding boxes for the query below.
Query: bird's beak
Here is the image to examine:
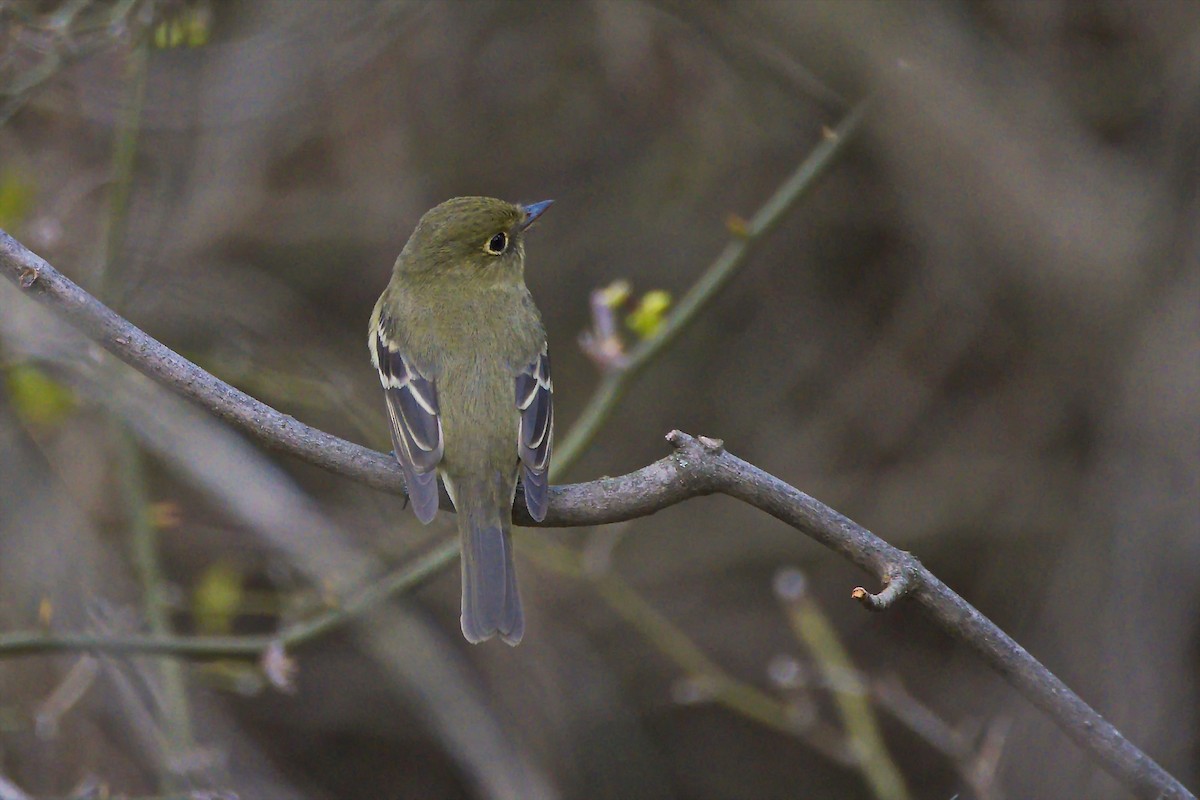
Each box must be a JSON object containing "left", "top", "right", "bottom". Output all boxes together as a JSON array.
[{"left": 521, "top": 200, "right": 554, "bottom": 230}]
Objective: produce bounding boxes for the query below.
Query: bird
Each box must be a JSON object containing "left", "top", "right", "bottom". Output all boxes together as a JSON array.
[{"left": 369, "top": 196, "right": 553, "bottom": 645}]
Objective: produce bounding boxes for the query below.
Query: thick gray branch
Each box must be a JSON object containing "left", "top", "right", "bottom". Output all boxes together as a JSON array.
[{"left": 0, "top": 231, "right": 1191, "bottom": 800}]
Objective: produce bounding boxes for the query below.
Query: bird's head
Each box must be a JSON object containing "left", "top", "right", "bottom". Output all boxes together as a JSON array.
[{"left": 395, "top": 196, "right": 552, "bottom": 282}]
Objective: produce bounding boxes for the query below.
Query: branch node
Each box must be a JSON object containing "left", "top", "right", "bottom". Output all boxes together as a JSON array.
[
  {"left": 665, "top": 429, "right": 689, "bottom": 448},
  {"left": 852, "top": 568, "right": 916, "bottom": 612},
  {"left": 724, "top": 213, "right": 751, "bottom": 239}
]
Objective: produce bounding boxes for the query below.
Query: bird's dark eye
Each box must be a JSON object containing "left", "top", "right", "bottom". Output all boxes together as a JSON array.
[{"left": 485, "top": 231, "right": 508, "bottom": 255}]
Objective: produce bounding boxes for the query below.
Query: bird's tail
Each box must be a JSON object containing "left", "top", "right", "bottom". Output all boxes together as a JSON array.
[{"left": 454, "top": 477, "right": 523, "bottom": 645}]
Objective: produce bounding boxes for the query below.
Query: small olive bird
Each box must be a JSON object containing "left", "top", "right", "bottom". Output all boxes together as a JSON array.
[{"left": 369, "top": 197, "right": 553, "bottom": 645}]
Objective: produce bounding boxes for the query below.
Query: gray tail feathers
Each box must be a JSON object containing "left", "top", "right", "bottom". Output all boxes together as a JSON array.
[{"left": 457, "top": 484, "right": 523, "bottom": 645}]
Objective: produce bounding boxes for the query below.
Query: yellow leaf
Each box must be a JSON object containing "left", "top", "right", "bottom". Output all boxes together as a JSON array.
[
  {"left": 626, "top": 290, "right": 672, "bottom": 340},
  {"left": 193, "top": 561, "right": 244, "bottom": 635},
  {"left": 598, "top": 279, "right": 631, "bottom": 309}
]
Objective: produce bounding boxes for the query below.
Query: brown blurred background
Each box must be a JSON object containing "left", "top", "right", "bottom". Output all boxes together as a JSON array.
[{"left": 1, "top": 1, "right": 1197, "bottom": 798}]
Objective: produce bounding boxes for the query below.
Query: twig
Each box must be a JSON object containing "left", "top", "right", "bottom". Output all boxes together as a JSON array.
[
  {"left": 852, "top": 571, "right": 913, "bottom": 611},
  {"left": 521, "top": 537, "right": 856, "bottom": 769},
  {"left": 0, "top": 231, "right": 1192, "bottom": 800},
  {"left": 114, "top": 425, "right": 195, "bottom": 754},
  {"left": 34, "top": 653, "right": 100, "bottom": 738},
  {"left": 553, "top": 99, "right": 871, "bottom": 474},
  {"left": 871, "top": 676, "right": 1007, "bottom": 800},
  {"left": 0, "top": 539, "right": 457, "bottom": 659},
  {"left": 775, "top": 568, "right": 910, "bottom": 800},
  {"left": 97, "top": 30, "right": 195, "bottom": 790},
  {"left": 0, "top": 773, "right": 32, "bottom": 800}
]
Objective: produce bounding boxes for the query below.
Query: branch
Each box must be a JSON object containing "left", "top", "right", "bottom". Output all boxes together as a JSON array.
[
  {"left": 0, "top": 237, "right": 1191, "bottom": 799},
  {"left": 0, "top": 540, "right": 459, "bottom": 659}
]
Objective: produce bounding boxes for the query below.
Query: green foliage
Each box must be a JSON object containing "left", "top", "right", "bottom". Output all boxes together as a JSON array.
[
  {"left": 0, "top": 169, "right": 35, "bottom": 232},
  {"left": 153, "top": 6, "right": 211, "bottom": 49},
  {"left": 5, "top": 363, "right": 76, "bottom": 430}
]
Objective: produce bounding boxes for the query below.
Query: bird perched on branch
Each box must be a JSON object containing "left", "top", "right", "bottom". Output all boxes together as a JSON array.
[{"left": 369, "top": 197, "right": 554, "bottom": 645}]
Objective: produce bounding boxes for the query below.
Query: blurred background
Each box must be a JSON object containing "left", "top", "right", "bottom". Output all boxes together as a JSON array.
[{"left": 1, "top": 1, "right": 1197, "bottom": 798}]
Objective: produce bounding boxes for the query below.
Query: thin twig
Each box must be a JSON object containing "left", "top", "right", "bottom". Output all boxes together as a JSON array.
[
  {"left": 0, "top": 539, "right": 457, "bottom": 659},
  {"left": 0, "top": 774, "right": 30, "bottom": 800},
  {"left": 553, "top": 99, "right": 871, "bottom": 474},
  {"left": 98, "top": 30, "right": 195, "bottom": 789},
  {"left": 776, "top": 568, "right": 910, "bottom": 800},
  {"left": 872, "top": 675, "right": 1009, "bottom": 800},
  {"left": 521, "top": 537, "right": 856, "bottom": 769},
  {"left": 852, "top": 571, "right": 913, "bottom": 611}
]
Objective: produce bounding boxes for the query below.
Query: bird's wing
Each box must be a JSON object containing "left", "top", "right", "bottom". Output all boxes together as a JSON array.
[
  {"left": 515, "top": 343, "right": 553, "bottom": 521},
  {"left": 372, "top": 322, "right": 444, "bottom": 523}
]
